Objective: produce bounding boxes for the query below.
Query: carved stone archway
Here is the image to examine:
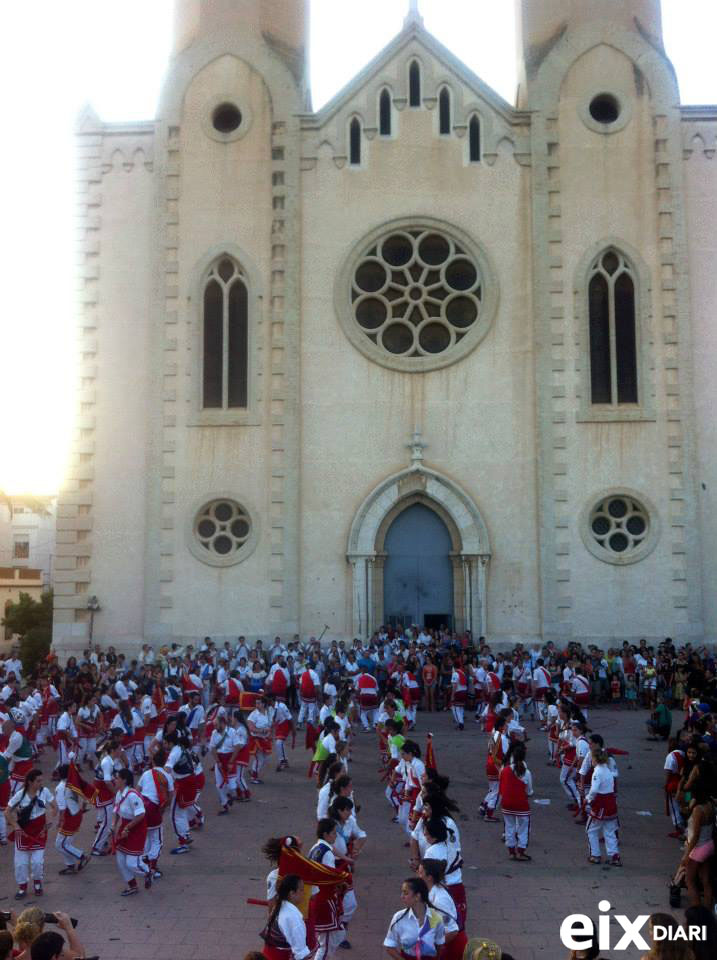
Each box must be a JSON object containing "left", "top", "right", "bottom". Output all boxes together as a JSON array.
[{"left": 347, "top": 464, "right": 491, "bottom": 639}]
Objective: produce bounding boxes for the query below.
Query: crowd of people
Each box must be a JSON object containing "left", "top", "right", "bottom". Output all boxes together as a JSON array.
[{"left": 0, "top": 628, "right": 715, "bottom": 959}]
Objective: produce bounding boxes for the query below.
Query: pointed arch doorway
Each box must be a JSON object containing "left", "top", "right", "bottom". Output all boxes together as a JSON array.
[
  {"left": 383, "top": 502, "right": 453, "bottom": 631},
  {"left": 347, "top": 466, "right": 491, "bottom": 639}
]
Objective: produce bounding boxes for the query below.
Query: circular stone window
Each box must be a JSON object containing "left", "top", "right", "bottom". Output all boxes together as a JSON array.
[
  {"left": 212, "top": 102, "right": 242, "bottom": 134},
  {"left": 190, "top": 498, "right": 257, "bottom": 567},
  {"left": 336, "top": 219, "right": 498, "bottom": 372},
  {"left": 580, "top": 90, "right": 631, "bottom": 135},
  {"left": 580, "top": 490, "right": 659, "bottom": 566}
]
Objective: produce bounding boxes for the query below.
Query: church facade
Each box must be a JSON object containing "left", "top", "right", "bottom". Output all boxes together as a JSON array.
[{"left": 53, "top": 0, "right": 717, "bottom": 655}]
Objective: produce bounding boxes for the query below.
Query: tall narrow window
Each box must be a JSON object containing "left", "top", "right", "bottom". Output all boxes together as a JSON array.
[
  {"left": 379, "top": 89, "right": 392, "bottom": 136},
  {"left": 469, "top": 115, "right": 481, "bottom": 162},
  {"left": 409, "top": 60, "right": 421, "bottom": 107},
  {"left": 439, "top": 87, "right": 451, "bottom": 135},
  {"left": 202, "top": 257, "right": 248, "bottom": 409},
  {"left": 349, "top": 117, "right": 361, "bottom": 165},
  {"left": 588, "top": 249, "right": 638, "bottom": 405}
]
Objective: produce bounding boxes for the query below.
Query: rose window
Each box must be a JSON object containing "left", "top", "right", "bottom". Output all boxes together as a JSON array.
[
  {"left": 194, "top": 499, "right": 252, "bottom": 558},
  {"left": 589, "top": 495, "right": 649, "bottom": 557}
]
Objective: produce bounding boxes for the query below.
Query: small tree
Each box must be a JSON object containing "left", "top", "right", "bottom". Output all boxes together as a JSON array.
[{"left": 2, "top": 590, "right": 53, "bottom": 676}]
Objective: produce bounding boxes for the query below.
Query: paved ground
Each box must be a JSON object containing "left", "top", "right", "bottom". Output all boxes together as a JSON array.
[{"left": 0, "top": 706, "right": 683, "bottom": 959}]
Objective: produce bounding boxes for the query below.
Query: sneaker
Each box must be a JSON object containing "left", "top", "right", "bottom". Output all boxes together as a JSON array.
[
  {"left": 610, "top": 855, "right": 623, "bottom": 867},
  {"left": 171, "top": 845, "right": 190, "bottom": 855},
  {"left": 121, "top": 886, "right": 139, "bottom": 896},
  {"left": 58, "top": 866, "right": 77, "bottom": 875},
  {"left": 77, "top": 854, "right": 90, "bottom": 872},
  {"left": 250, "top": 778, "right": 264, "bottom": 785},
  {"left": 153, "top": 870, "right": 163, "bottom": 880},
  {"left": 15, "top": 886, "right": 27, "bottom": 901},
  {"left": 483, "top": 813, "right": 500, "bottom": 823},
  {"left": 338, "top": 940, "right": 352, "bottom": 950},
  {"left": 144, "top": 872, "right": 153, "bottom": 890},
  {"left": 459, "top": 724, "right": 464, "bottom": 731},
  {"left": 0, "top": 838, "right": 7, "bottom": 846},
  {"left": 34, "top": 882, "right": 43, "bottom": 896}
]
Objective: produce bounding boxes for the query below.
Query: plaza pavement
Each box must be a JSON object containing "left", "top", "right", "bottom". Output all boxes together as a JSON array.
[{"left": 0, "top": 705, "right": 683, "bottom": 959}]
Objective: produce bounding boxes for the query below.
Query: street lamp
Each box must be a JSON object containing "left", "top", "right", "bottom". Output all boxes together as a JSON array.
[{"left": 86, "top": 595, "right": 100, "bottom": 641}]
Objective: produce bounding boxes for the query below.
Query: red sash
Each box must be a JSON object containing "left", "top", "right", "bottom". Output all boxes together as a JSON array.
[
  {"left": 16, "top": 814, "right": 48, "bottom": 851},
  {"left": 143, "top": 799, "right": 162, "bottom": 828},
  {"left": 174, "top": 774, "right": 197, "bottom": 809},
  {"left": 94, "top": 779, "right": 115, "bottom": 806},
  {"left": 59, "top": 808, "right": 83, "bottom": 836},
  {"left": 275, "top": 720, "right": 291, "bottom": 740},
  {"left": 588, "top": 792, "right": 618, "bottom": 821}
]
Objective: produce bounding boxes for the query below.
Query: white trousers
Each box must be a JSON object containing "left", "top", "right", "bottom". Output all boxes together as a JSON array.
[
  {"left": 15, "top": 847, "right": 44, "bottom": 884},
  {"left": 298, "top": 699, "right": 317, "bottom": 724},
  {"left": 341, "top": 889, "right": 357, "bottom": 923},
  {"left": 315, "top": 929, "right": 345, "bottom": 959},
  {"left": 667, "top": 793, "right": 685, "bottom": 829},
  {"left": 93, "top": 804, "right": 113, "bottom": 853},
  {"left": 275, "top": 738, "right": 288, "bottom": 762},
  {"left": 58, "top": 741, "right": 73, "bottom": 766},
  {"left": 503, "top": 813, "right": 530, "bottom": 850},
  {"left": 144, "top": 825, "right": 163, "bottom": 862},
  {"left": 587, "top": 817, "right": 619, "bottom": 857},
  {"left": 116, "top": 851, "right": 150, "bottom": 883},
  {"left": 215, "top": 763, "right": 232, "bottom": 806},
  {"left": 170, "top": 796, "right": 191, "bottom": 840},
  {"left": 0, "top": 811, "right": 6, "bottom": 841},
  {"left": 483, "top": 780, "right": 500, "bottom": 811},
  {"left": 451, "top": 705, "right": 465, "bottom": 726},
  {"left": 236, "top": 765, "right": 248, "bottom": 794},
  {"left": 79, "top": 737, "right": 97, "bottom": 761},
  {"left": 360, "top": 708, "right": 376, "bottom": 730},
  {"left": 560, "top": 765, "right": 580, "bottom": 803},
  {"left": 56, "top": 832, "right": 83, "bottom": 865}
]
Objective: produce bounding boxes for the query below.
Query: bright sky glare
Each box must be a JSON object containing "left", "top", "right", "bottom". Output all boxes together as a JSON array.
[{"left": 0, "top": 0, "right": 715, "bottom": 495}]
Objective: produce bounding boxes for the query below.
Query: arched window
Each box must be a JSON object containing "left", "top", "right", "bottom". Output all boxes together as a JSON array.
[
  {"left": 588, "top": 250, "right": 638, "bottom": 404},
  {"left": 469, "top": 115, "right": 481, "bottom": 162},
  {"left": 409, "top": 60, "right": 421, "bottom": 107},
  {"left": 202, "top": 257, "right": 248, "bottom": 409},
  {"left": 439, "top": 87, "right": 451, "bottom": 135},
  {"left": 349, "top": 117, "right": 362, "bottom": 166},
  {"left": 379, "top": 89, "right": 392, "bottom": 137}
]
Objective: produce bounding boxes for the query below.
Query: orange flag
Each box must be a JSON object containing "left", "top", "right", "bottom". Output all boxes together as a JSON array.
[
  {"left": 425, "top": 732, "right": 437, "bottom": 773},
  {"left": 67, "top": 759, "right": 98, "bottom": 804}
]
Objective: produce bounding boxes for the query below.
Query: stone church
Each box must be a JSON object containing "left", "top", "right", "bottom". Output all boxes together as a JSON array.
[{"left": 53, "top": 0, "right": 717, "bottom": 656}]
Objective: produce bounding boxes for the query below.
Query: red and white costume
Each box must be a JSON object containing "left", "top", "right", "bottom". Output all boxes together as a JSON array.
[
  {"left": 272, "top": 701, "right": 293, "bottom": 766},
  {"left": 138, "top": 766, "right": 172, "bottom": 873},
  {"left": 40, "top": 684, "right": 61, "bottom": 745},
  {"left": 210, "top": 725, "right": 238, "bottom": 808},
  {"left": 483, "top": 729, "right": 510, "bottom": 816},
  {"left": 532, "top": 665, "right": 552, "bottom": 721},
  {"left": 56, "top": 710, "right": 78, "bottom": 767},
  {"left": 9, "top": 786, "right": 53, "bottom": 892},
  {"left": 571, "top": 674, "right": 591, "bottom": 717},
  {"left": 92, "top": 752, "right": 118, "bottom": 855},
  {"left": 586, "top": 764, "right": 619, "bottom": 861},
  {"left": 261, "top": 899, "right": 313, "bottom": 960},
  {"left": 113, "top": 786, "right": 150, "bottom": 887},
  {"left": 268, "top": 664, "right": 290, "bottom": 702},
  {"left": 664, "top": 749, "right": 685, "bottom": 829},
  {"left": 498, "top": 762, "right": 533, "bottom": 855},
  {"left": 558, "top": 726, "right": 580, "bottom": 806},
  {"left": 77, "top": 703, "right": 101, "bottom": 763},
  {"left": 55, "top": 778, "right": 86, "bottom": 867},
  {"left": 356, "top": 672, "right": 379, "bottom": 730},
  {"left": 298, "top": 669, "right": 320, "bottom": 725},
  {"left": 401, "top": 672, "right": 420, "bottom": 727},
  {"left": 450, "top": 668, "right": 467, "bottom": 728},
  {"left": 165, "top": 744, "right": 196, "bottom": 850}
]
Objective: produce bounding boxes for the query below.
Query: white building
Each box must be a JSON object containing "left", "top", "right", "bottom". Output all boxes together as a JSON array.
[
  {"left": 53, "top": 0, "right": 717, "bottom": 655},
  {"left": 0, "top": 499, "right": 56, "bottom": 588}
]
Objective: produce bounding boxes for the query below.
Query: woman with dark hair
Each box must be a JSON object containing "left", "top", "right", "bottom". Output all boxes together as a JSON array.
[
  {"left": 679, "top": 781, "right": 714, "bottom": 909},
  {"left": 480, "top": 715, "right": 509, "bottom": 823},
  {"left": 111, "top": 767, "right": 151, "bottom": 896},
  {"left": 308, "top": 818, "right": 345, "bottom": 959},
  {"left": 260, "top": 873, "right": 313, "bottom": 959},
  {"left": 398, "top": 741, "right": 425, "bottom": 835},
  {"left": 684, "top": 904, "right": 717, "bottom": 960},
  {"left": 417, "top": 859, "right": 467, "bottom": 960},
  {"left": 383, "top": 876, "right": 446, "bottom": 959},
  {"left": 641, "top": 913, "right": 695, "bottom": 959},
  {"left": 498, "top": 740, "right": 533, "bottom": 861},
  {"left": 6, "top": 768, "right": 55, "bottom": 899},
  {"left": 586, "top": 748, "right": 621, "bottom": 867},
  {"left": 329, "top": 795, "right": 366, "bottom": 949},
  {"left": 262, "top": 835, "right": 302, "bottom": 903}
]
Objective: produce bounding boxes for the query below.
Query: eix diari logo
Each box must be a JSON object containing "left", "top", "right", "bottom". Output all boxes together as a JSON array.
[{"left": 559, "top": 900, "right": 707, "bottom": 952}]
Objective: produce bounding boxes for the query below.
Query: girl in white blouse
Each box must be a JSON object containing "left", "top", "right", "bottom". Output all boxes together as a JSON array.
[
  {"left": 384, "top": 876, "right": 445, "bottom": 959},
  {"left": 260, "top": 873, "right": 313, "bottom": 960}
]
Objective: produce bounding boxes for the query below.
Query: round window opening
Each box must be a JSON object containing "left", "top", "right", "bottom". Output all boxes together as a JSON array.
[
  {"left": 589, "top": 93, "right": 620, "bottom": 125},
  {"left": 347, "top": 226, "right": 486, "bottom": 364},
  {"left": 589, "top": 495, "right": 649, "bottom": 559},
  {"left": 194, "top": 499, "right": 252, "bottom": 559},
  {"left": 212, "top": 102, "right": 242, "bottom": 134}
]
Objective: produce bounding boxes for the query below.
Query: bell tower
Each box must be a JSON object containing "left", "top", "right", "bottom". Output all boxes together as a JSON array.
[
  {"left": 515, "top": 0, "right": 664, "bottom": 106},
  {"left": 172, "top": 0, "right": 310, "bottom": 104}
]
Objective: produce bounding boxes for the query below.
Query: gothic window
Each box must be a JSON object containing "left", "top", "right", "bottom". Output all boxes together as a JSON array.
[
  {"left": 469, "top": 115, "right": 481, "bottom": 162},
  {"left": 409, "top": 60, "right": 421, "bottom": 107},
  {"left": 349, "top": 118, "right": 362, "bottom": 165},
  {"left": 588, "top": 249, "right": 638, "bottom": 405},
  {"left": 439, "top": 87, "right": 451, "bottom": 135},
  {"left": 379, "top": 89, "right": 392, "bottom": 136},
  {"left": 202, "top": 257, "right": 248, "bottom": 409}
]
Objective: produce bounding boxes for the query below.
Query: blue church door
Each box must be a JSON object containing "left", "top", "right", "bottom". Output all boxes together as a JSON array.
[{"left": 383, "top": 503, "right": 453, "bottom": 631}]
